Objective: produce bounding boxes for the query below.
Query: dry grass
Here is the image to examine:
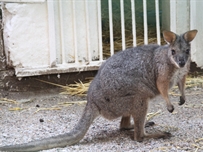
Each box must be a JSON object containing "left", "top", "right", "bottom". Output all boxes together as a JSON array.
[
  {"left": 169, "top": 76, "right": 203, "bottom": 97},
  {"left": 192, "top": 138, "right": 203, "bottom": 152},
  {"left": 60, "top": 79, "right": 93, "bottom": 96},
  {"left": 101, "top": 0, "right": 165, "bottom": 58},
  {"left": 186, "top": 76, "right": 203, "bottom": 88},
  {"left": 0, "top": 98, "right": 17, "bottom": 104},
  {"left": 102, "top": 28, "right": 166, "bottom": 58},
  {"left": 36, "top": 74, "right": 203, "bottom": 97},
  {"left": 146, "top": 110, "right": 161, "bottom": 121},
  {"left": 36, "top": 78, "right": 93, "bottom": 97}
]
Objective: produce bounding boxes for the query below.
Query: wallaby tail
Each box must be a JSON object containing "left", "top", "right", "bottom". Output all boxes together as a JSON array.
[{"left": 0, "top": 103, "right": 99, "bottom": 152}]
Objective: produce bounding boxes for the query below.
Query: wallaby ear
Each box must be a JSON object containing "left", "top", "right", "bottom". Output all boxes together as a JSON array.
[
  {"left": 183, "top": 29, "right": 198, "bottom": 43},
  {"left": 163, "top": 30, "right": 176, "bottom": 44}
]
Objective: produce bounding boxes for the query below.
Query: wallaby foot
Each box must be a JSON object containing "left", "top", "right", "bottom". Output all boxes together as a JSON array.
[
  {"left": 144, "top": 131, "right": 172, "bottom": 140},
  {"left": 145, "top": 121, "right": 155, "bottom": 128},
  {"left": 120, "top": 116, "right": 155, "bottom": 130},
  {"left": 167, "top": 104, "right": 174, "bottom": 113},
  {"left": 133, "top": 131, "right": 172, "bottom": 142},
  {"left": 179, "top": 96, "right": 185, "bottom": 105}
]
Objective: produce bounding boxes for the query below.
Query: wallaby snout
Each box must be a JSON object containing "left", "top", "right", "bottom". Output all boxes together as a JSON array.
[
  {"left": 178, "top": 57, "right": 187, "bottom": 68},
  {"left": 178, "top": 57, "right": 186, "bottom": 68},
  {"left": 170, "top": 49, "right": 190, "bottom": 69}
]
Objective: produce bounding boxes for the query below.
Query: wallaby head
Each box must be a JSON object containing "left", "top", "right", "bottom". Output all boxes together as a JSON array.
[{"left": 163, "top": 30, "right": 198, "bottom": 68}]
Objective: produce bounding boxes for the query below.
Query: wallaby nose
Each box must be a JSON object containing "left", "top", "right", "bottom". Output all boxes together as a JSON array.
[{"left": 179, "top": 59, "right": 185, "bottom": 67}]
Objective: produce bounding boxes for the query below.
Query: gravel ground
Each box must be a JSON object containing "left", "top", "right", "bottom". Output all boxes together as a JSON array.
[{"left": 0, "top": 87, "right": 203, "bottom": 152}]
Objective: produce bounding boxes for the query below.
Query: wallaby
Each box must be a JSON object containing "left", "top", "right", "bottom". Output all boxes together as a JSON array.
[{"left": 0, "top": 30, "right": 197, "bottom": 151}]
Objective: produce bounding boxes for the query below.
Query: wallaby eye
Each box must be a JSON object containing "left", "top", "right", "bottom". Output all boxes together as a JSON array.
[
  {"left": 186, "top": 49, "right": 190, "bottom": 54},
  {"left": 171, "top": 49, "right": 176, "bottom": 55}
]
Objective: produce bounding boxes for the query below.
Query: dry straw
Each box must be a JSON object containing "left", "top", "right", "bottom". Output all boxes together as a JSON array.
[
  {"left": 36, "top": 75, "right": 203, "bottom": 97},
  {"left": 0, "top": 98, "right": 17, "bottom": 104},
  {"left": 101, "top": 0, "right": 165, "bottom": 58}
]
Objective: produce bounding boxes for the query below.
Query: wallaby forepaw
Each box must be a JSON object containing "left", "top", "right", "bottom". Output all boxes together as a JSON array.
[
  {"left": 179, "top": 96, "right": 185, "bottom": 105},
  {"left": 167, "top": 104, "right": 174, "bottom": 113}
]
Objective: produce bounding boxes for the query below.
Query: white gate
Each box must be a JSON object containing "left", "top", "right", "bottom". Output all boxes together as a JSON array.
[{"left": 3, "top": 0, "right": 202, "bottom": 77}]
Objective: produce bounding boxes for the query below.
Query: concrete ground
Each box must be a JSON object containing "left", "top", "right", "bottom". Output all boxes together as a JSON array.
[{"left": 0, "top": 87, "right": 203, "bottom": 152}]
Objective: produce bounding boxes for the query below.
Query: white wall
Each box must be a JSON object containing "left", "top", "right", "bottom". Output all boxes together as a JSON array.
[
  {"left": 190, "top": 0, "right": 203, "bottom": 68},
  {"left": 1, "top": 1, "right": 102, "bottom": 77},
  {"left": 2, "top": 2, "right": 50, "bottom": 69}
]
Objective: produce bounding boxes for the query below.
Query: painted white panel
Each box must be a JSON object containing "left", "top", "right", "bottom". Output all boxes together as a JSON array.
[
  {"left": 1, "top": 0, "right": 45, "bottom": 2},
  {"left": 86, "top": 0, "right": 100, "bottom": 61},
  {"left": 47, "top": 0, "right": 57, "bottom": 67},
  {"left": 96, "top": 0, "right": 103, "bottom": 61},
  {"left": 53, "top": 1, "right": 62, "bottom": 64},
  {"left": 162, "top": 0, "right": 189, "bottom": 33},
  {"left": 74, "top": 0, "right": 88, "bottom": 64},
  {"left": 161, "top": 0, "right": 170, "bottom": 31},
  {"left": 176, "top": 0, "right": 190, "bottom": 33},
  {"left": 2, "top": 3, "right": 49, "bottom": 69},
  {"left": 169, "top": 0, "right": 176, "bottom": 32},
  {"left": 60, "top": 0, "right": 75, "bottom": 63},
  {"left": 190, "top": 0, "right": 203, "bottom": 68}
]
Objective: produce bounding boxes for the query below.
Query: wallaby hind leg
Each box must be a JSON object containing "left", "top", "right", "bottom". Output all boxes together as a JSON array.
[
  {"left": 120, "top": 116, "right": 154, "bottom": 130},
  {"left": 132, "top": 100, "right": 171, "bottom": 142},
  {"left": 132, "top": 114, "right": 171, "bottom": 142},
  {"left": 132, "top": 112, "right": 146, "bottom": 142},
  {"left": 131, "top": 99, "right": 149, "bottom": 141},
  {"left": 120, "top": 115, "right": 134, "bottom": 130},
  {"left": 177, "top": 75, "right": 186, "bottom": 105}
]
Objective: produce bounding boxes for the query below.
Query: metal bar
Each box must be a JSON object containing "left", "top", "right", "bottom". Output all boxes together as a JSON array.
[
  {"left": 15, "top": 61, "right": 105, "bottom": 77},
  {"left": 190, "top": 0, "right": 197, "bottom": 60},
  {"left": 47, "top": 0, "right": 57, "bottom": 66},
  {"left": 155, "top": 0, "right": 161, "bottom": 45},
  {"left": 190, "top": 0, "right": 197, "bottom": 30},
  {"left": 131, "top": 0, "right": 136, "bottom": 46},
  {"left": 170, "top": 0, "right": 176, "bottom": 32},
  {"left": 120, "top": 0, "right": 126, "bottom": 50},
  {"left": 85, "top": 0, "right": 91, "bottom": 63},
  {"left": 108, "top": 0, "right": 114, "bottom": 56},
  {"left": 59, "top": 0, "right": 66, "bottom": 64},
  {"left": 72, "top": 0, "right": 78, "bottom": 63},
  {"left": 97, "top": 0, "right": 103, "bottom": 61},
  {"left": 143, "top": 0, "right": 148, "bottom": 44}
]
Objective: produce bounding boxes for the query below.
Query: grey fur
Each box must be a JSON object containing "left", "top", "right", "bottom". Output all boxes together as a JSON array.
[{"left": 0, "top": 30, "right": 197, "bottom": 152}]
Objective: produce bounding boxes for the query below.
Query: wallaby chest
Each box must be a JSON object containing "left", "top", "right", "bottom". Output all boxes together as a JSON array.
[{"left": 169, "top": 62, "right": 190, "bottom": 88}]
